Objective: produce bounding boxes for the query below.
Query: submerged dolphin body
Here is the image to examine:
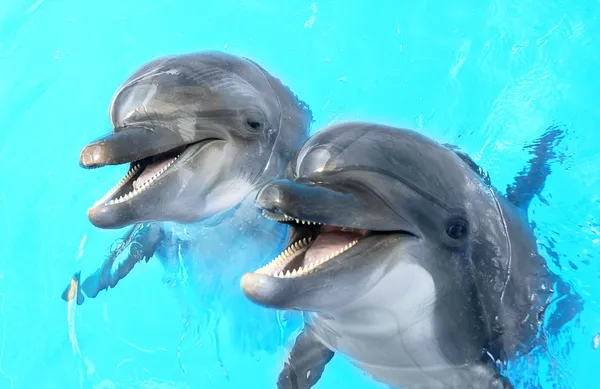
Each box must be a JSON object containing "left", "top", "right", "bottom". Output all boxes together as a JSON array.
[
  {"left": 241, "top": 122, "right": 580, "bottom": 388},
  {"left": 62, "top": 51, "right": 312, "bottom": 352}
]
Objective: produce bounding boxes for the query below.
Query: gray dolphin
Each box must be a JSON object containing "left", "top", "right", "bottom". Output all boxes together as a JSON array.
[
  {"left": 241, "top": 122, "right": 579, "bottom": 389},
  {"left": 63, "top": 51, "right": 312, "bottom": 308},
  {"left": 81, "top": 51, "right": 310, "bottom": 228}
]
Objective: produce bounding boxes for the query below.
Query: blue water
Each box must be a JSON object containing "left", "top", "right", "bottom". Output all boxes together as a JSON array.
[{"left": 1, "top": 0, "right": 599, "bottom": 388}]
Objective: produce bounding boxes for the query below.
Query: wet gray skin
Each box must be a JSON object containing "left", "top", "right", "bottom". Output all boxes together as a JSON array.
[
  {"left": 81, "top": 51, "right": 311, "bottom": 229},
  {"left": 66, "top": 52, "right": 313, "bottom": 320},
  {"left": 241, "top": 122, "right": 576, "bottom": 389}
]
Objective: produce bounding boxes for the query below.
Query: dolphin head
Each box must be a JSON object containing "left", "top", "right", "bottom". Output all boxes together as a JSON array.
[
  {"left": 82, "top": 51, "right": 312, "bottom": 229},
  {"left": 241, "top": 122, "right": 511, "bottom": 317}
]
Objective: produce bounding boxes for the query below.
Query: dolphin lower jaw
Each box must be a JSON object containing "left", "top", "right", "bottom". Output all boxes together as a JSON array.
[
  {"left": 246, "top": 209, "right": 413, "bottom": 281},
  {"left": 87, "top": 138, "right": 218, "bottom": 219},
  {"left": 254, "top": 210, "right": 372, "bottom": 278},
  {"left": 89, "top": 153, "right": 180, "bottom": 209},
  {"left": 240, "top": 207, "right": 418, "bottom": 310}
]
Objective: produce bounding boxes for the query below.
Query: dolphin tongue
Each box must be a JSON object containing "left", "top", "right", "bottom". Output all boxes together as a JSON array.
[
  {"left": 133, "top": 157, "right": 176, "bottom": 190},
  {"left": 304, "top": 226, "right": 367, "bottom": 265}
]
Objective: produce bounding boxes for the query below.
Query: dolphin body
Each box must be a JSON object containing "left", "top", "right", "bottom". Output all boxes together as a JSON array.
[
  {"left": 241, "top": 122, "right": 580, "bottom": 388},
  {"left": 63, "top": 51, "right": 312, "bottom": 352}
]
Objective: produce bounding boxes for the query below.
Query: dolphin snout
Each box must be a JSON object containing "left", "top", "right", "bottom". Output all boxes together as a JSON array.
[
  {"left": 240, "top": 272, "right": 294, "bottom": 309},
  {"left": 255, "top": 179, "right": 324, "bottom": 216},
  {"left": 255, "top": 179, "right": 295, "bottom": 213},
  {"left": 255, "top": 179, "right": 365, "bottom": 227},
  {"left": 79, "top": 125, "right": 185, "bottom": 168},
  {"left": 80, "top": 144, "right": 106, "bottom": 169}
]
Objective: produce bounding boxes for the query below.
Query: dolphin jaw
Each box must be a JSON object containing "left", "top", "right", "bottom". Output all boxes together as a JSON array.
[
  {"left": 254, "top": 236, "right": 361, "bottom": 278},
  {"left": 90, "top": 153, "right": 181, "bottom": 209},
  {"left": 261, "top": 209, "right": 322, "bottom": 225},
  {"left": 87, "top": 138, "right": 218, "bottom": 212},
  {"left": 90, "top": 154, "right": 181, "bottom": 209},
  {"left": 252, "top": 209, "right": 368, "bottom": 279}
]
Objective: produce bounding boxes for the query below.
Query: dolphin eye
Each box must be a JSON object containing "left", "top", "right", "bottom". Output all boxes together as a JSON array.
[
  {"left": 246, "top": 119, "right": 262, "bottom": 130},
  {"left": 446, "top": 218, "right": 468, "bottom": 240},
  {"left": 243, "top": 109, "right": 267, "bottom": 132}
]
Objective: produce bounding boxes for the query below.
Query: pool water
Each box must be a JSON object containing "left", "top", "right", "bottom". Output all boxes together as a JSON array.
[{"left": 0, "top": 0, "right": 599, "bottom": 388}]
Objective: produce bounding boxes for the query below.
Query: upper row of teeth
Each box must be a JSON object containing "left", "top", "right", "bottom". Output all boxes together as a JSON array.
[
  {"left": 255, "top": 237, "right": 359, "bottom": 279},
  {"left": 92, "top": 155, "right": 180, "bottom": 208},
  {"left": 261, "top": 210, "right": 322, "bottom": 226}
]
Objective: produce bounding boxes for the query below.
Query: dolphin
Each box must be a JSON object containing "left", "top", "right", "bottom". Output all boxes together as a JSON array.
[
  {"left": 81, "top": 51, "right": 310, "bottom": 229},
  {"left": 62, "top": 51, "right": 312, "bottom": 309},
  {"left": 241, "top": 122, "right": 580, "bottom": 388}
]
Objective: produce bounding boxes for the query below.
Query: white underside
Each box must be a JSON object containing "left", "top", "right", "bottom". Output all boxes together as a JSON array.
[
  {"left": 203, "top": 179, "right": 255, "bottom": 217},
  {"left": 305, "top": 262, "right": 488, "bottom": 389}
]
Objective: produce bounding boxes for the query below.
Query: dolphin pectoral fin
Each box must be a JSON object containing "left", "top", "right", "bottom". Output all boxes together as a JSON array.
[
  {"left": 61, "top": 271, "right": 85, "bottom": 305},
  {"left": 505, "top": 125, "right": 566, "bottom": 212},
  {"left": 72, "top": 223, "right": 163, "bottom": 301},
  {"left": 277, "top": 328, "right": 334, "bottom": 389}
]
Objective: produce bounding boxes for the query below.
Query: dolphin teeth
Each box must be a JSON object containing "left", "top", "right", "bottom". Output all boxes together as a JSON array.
[
  {"left": 259, "top": 209, "right": 325, "bottom": 226},
  {"left": 255, "top": 238, "right": 361, "bottom": 278},
  {"left": 261, "top": 209, "right": 291, "bottom": 222},
  {"left": 92, "top": 164, "right": 138, "bottom": 207},
  {"left": 92, "top": 154, "right": 179, "bottom": 209},
  {"left": 254, "top": 237, "right": 312, "bottom": 276}
]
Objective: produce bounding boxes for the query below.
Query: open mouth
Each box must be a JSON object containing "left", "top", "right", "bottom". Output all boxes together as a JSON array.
[
  {"left": 253, "top": 209, "right": 372, "bottom": 278},
  {"left": 90, "top": 143, "right": 192, "bottom": 209}
]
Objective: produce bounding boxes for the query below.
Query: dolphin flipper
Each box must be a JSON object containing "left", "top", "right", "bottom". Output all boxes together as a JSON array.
[
  {"left": 81, "top": 222, "right": 163, "bottom": 298},
  {"left": 505, "top": 125, "right": 566, "bottom": 213},
  {"left": 277, "top": 328, "right": 334, "bottom": 389},
  {"left": 61, "top": 271, "right": 85, "bottom": 305},
  {"left": 60, "top": 223, "right": 163, "bottom": 303}
]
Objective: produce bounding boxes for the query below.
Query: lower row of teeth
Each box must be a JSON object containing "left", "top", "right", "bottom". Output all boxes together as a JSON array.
[
  {"left": 92, "top": 155, "right": 180, "bottom": 207},
  {"left": 255, "top": 237, "right": 358, "bottom": 278},
  {"left": 261, "top": 210, "right": 322, "bottom": 226}
]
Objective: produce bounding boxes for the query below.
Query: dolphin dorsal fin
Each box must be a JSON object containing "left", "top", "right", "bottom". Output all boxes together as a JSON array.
[{"left": 444, "top": 144, "right": 492, "bottom": 187}]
